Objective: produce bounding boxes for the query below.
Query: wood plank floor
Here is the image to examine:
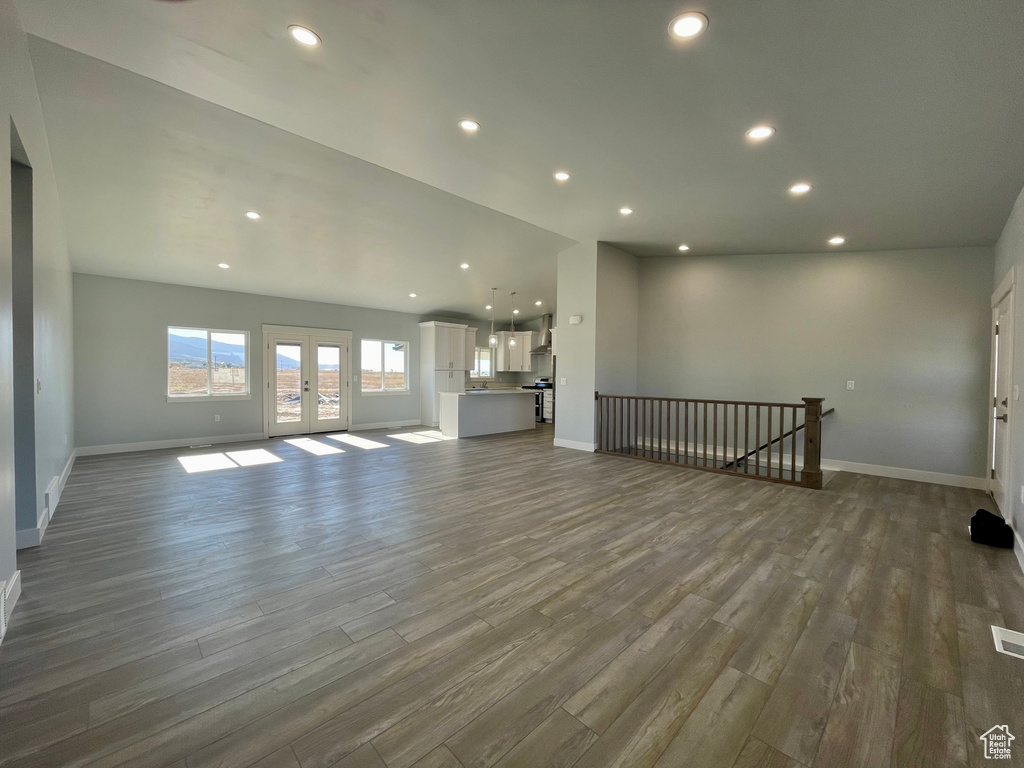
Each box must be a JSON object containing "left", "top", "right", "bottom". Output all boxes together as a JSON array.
[{"left": 2, "top": 425, "right": 1023, "bottom": 768}]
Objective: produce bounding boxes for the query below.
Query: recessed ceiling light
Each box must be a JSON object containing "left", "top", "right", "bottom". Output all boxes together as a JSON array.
[
  {"left": 745, "top": 125, "right": 775, "bottom": 141},
  {"left": 409, "top": 293, "right": 417, "bottom": 298},
  {"left": 460, "top": 263, "right": 469, "bottom": 269},
  {"left": 668, "top": 12, "right": 708, "bottom": 40},
  {"left": 678, "top": 244, "right": 690, "bottom": 251},
  {"left": 619, "top": 207, "right": 634, "bottom": 216},
  {"left": 828, "top": 236, "right": 845, "bottom": 245},
  {"left": 513, "top": 309, "right": 520, "bottom": 314},
  {"left": 217, "top": 263, "right": 230, "bottom": 269},
  {"left": 485, "top": 304, "right": 492, "bottom": 310},
  {"left": 535, "top": 300, "right": 542, "bottom": 306},
  {"left": 288, "top": 25, "right": 321, "bottom": 47},
  {"left": 553, "top": 171, "right": 571, "bottom": 182},
  {"left": 244, "top": 211, "right": 261, "bottom": 220},
  {"left": 789, "top": 182, "right": 812, "bottom": 195},
  {"left": 458, "top": 119, "right": 480, "bottom": 133}
]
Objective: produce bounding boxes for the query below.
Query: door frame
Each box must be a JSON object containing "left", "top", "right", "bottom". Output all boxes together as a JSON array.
[
  {"left": 988, "top": 267, "right": 1014, "bottom": 505},
  {"left": 262, "top": 325, "right": 353, "bottom": 439}
]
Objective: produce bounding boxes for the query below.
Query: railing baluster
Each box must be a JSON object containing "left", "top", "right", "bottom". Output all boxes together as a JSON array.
[
  {"left": 791, "top": 405, "right": 797, "bottom": 480},
  {"left": 766, "top": 406, "right": 772, "bottom": 477},
  {"left": 743, "top": 404, "right": 749, "bottom": 474}
]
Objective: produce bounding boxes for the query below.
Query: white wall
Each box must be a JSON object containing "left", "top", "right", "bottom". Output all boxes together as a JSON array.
[
  {"left": 595, "top": 243, "right": 639, "bottom": 396},
  {"left": 994, "top": 184, "right": 1024, "bottom": 540},
  {"left": 554, "top": 243, "right": 598, "bottom": 448},
  {"left": 1, "top": 0, "right": 75, "bottom": 593},
  {"left": 638, "top": 247, "right": 994, "bottom": 478},
  {"left": 72, "top": 274, "right": 483, "bottom": 448}
]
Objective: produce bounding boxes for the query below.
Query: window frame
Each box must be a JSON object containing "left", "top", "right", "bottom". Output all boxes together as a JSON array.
[
  {"left": 167, "top": 326, "right": 251, "bottom": 402},
  {"left": 470, "top": 346, "right": 496, "bottom": 380},
  {"left": 360, "top": 338, "right": 411, "bottom": 395}
]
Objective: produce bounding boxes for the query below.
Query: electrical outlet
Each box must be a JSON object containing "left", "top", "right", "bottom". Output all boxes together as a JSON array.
[
  {"left": 560, "top": 377, "right": 567, "bottom": 386},
  {"left": 1020, "top": 485, "right": 1023, "bottom": 504},
  {"left": 214, "top": 415, "right": 220, "bottom": 422},
  {"left": 846, "top": 381, "right": 855, "bottom": 391},
  {"left": 1015, "top": 385, "right": 1019, "bottom": 402}
]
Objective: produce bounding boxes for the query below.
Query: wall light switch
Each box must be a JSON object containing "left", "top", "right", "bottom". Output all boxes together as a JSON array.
[
  {"left": 846, "top": 381, "right": 855, "bottom": 391},
  {"left": 1020, "top": 485, "right": 1023, "bottom": 505},
  {"left": 36, "top": 378, "right": 42, "bottom": 394},
  {"left": 214, "top": 415, "right": 220, "bottom": 422},
  {"left": 560, "top": 377, "right": 567, "bottom": 386},
  {"left": 1015, "top": 385, "right": 1019, "bottom": 402}
]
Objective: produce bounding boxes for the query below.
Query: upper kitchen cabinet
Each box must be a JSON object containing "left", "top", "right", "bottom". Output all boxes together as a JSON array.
[
  {"left": 495, "top": 331, "right": 538, "bottom": 372},
  {"left": 421, "top": 321, "right": 468, "bottom": 371},
  {"left": 465, "top": 328, "right": 477, "bottom": 373}
]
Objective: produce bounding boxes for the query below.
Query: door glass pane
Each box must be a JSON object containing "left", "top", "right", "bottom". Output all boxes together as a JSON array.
[
  {"left": 210, "top": 332, "right": 247, "bottom": 394},
  {"left": 317, "top": 345, "right": 341, "bottom": 420},
  {"left": 361, "top": 339, "right": 382, "bottom": 390},
  {"left": 276, "top": 343, "right": 302, "bottom": 423},
  {"left": 168, "top": 327, "right": 209, "bottom": 395},
  {"left": 383, "top": 342, "right": 407, "bottom": 390}
]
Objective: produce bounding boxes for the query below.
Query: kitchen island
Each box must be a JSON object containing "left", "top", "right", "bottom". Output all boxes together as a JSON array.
[{"left": 439, "top": 390, "right": 536, "bottom": 438}]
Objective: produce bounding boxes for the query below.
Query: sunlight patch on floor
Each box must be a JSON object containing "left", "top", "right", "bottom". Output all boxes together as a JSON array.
[
  {"left": 285, "top": 438, "right": 344, "bottom": 456},
  {"left": 389, "top": 432, "right": 442, "bottom": 444},
  {"left": 413, "top": 430, "right": 455, "bottom": 441},
  {"left": 177, "top": 453, "right": 239, "bottom": 473},
  {"left": 327, "top": 434, "right": 389, "bottom": 450},
  {"left": 227, "top": 449, "right": 284, "bottom": 467}
]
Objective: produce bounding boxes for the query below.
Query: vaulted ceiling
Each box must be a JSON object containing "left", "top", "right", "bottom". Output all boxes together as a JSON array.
[{"left": 18, "top": 0, "right": 1024, "bottom": 317}]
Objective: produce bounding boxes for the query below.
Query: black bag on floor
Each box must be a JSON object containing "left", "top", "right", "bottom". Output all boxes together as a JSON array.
[{"left": 970, "top": 509, "right": 1015, "bottom": 548}]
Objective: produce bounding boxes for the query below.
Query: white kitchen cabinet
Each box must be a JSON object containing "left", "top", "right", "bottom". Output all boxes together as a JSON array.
[
  {"left": 428, "top": 324, "right": 467, "bottom": 370},
  {"left": 465, "top": 327, "right": 477, "bottom": 374},
  {"left": 419, "top": 321, "right": 471, "bottom": 426},
  {"left": 495, "top": 331, "right": 538, "bottom": 372}
]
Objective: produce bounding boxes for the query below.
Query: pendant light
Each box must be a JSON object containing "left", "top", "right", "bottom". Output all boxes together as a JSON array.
[
  {"left": 508, "top": 292, "right": 518, "bottom": 348},
  {"left": 488, "top": 288, "right": 498, "bottom": 348}
]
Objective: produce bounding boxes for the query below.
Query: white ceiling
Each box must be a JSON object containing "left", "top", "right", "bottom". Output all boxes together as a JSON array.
[{"left": 18, "top": 0, "right": 1024, "bottom": 315}]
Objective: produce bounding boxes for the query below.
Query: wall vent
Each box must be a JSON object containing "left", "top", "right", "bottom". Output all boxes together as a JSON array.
[{"left": 992, "top": 625, "right": 1024, "bottom": 660}]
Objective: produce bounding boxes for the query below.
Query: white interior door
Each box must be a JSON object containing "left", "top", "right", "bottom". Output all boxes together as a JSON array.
[
  {"left": 265, "top": 328, "right": 351, "bottom": 437},
  {"left": 992, "top": 289, "right": 1014, "bottom": 511}
]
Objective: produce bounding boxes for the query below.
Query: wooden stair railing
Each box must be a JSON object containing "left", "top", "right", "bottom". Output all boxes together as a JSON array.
[
  {"left": 723, "top": 407, "right": 835, "bottom": 470},
  {"left": 594, "top": 393, "right": 830, "bottom": 489}
]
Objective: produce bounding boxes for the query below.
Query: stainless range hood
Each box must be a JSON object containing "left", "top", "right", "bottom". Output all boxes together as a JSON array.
[{"left": 530, "top": 313, "right": 553, "bottom": 355}]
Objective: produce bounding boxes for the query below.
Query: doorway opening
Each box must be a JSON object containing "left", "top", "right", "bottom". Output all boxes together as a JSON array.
[
  {"left": 11, "top": 122, "right": 38, "bottom": 549},
  {"left": 263, "top": 326, "right": 352, "bottom": 437},
  {"left": 989, "top": 269, "right": 1014, "bottom": 514}
]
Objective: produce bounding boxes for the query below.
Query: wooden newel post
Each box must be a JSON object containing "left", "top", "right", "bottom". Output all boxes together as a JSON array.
[{"left": 800, "top": 397, "right": 824, "bottom": 489}]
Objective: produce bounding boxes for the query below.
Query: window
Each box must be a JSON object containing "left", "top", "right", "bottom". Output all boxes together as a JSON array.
[
  {"left": 361, "top": 339, "right": 409, "bottom": 392},
  {"left": 470, "top": 347, "right": 494, "bottom": 379},
  {"left": 168, "top": 327, "right": 249, "bottom": 398}
]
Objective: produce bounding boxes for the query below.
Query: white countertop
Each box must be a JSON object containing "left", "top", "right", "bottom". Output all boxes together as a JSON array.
[{"left": 454, "top": 389, "right": 535, "bottom": 396}]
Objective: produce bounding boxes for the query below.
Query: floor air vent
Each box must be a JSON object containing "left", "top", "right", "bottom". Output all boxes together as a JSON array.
[{"left": 992, "top": 625, "right": 1024, "bottom": 660}]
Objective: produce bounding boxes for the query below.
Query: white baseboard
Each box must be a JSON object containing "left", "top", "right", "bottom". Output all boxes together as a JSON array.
[
  {"left": 16, "top": 501, "right": 50, "bottom": 549},
  {"left": 1, "top": 570, "right": 22, "bottom": 644},
  {"left": 59, "top": 449, "right": 76, "bottom": 495},
  {"left": 76, "top": 433, "right": 265, "bottom": 457},
  {"left": 554, "top": 438, "right": 597, "bottom": 452},
  {"left": 1013, "top": 524, "right": 1024, "bottom": 578},
  {"left": 350, "top": 420, "right": 423, "bottom": 432},
  {"left": 617, "top": 437, "right": 987, "bottom": 491},
  {"left": 819, "top": 459, "right": 989, "bottom": 490}
]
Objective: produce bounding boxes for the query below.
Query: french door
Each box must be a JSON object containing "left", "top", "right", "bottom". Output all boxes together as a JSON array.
[{"left": 264, "top": 326, "right": 351, "bottom": 437}]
